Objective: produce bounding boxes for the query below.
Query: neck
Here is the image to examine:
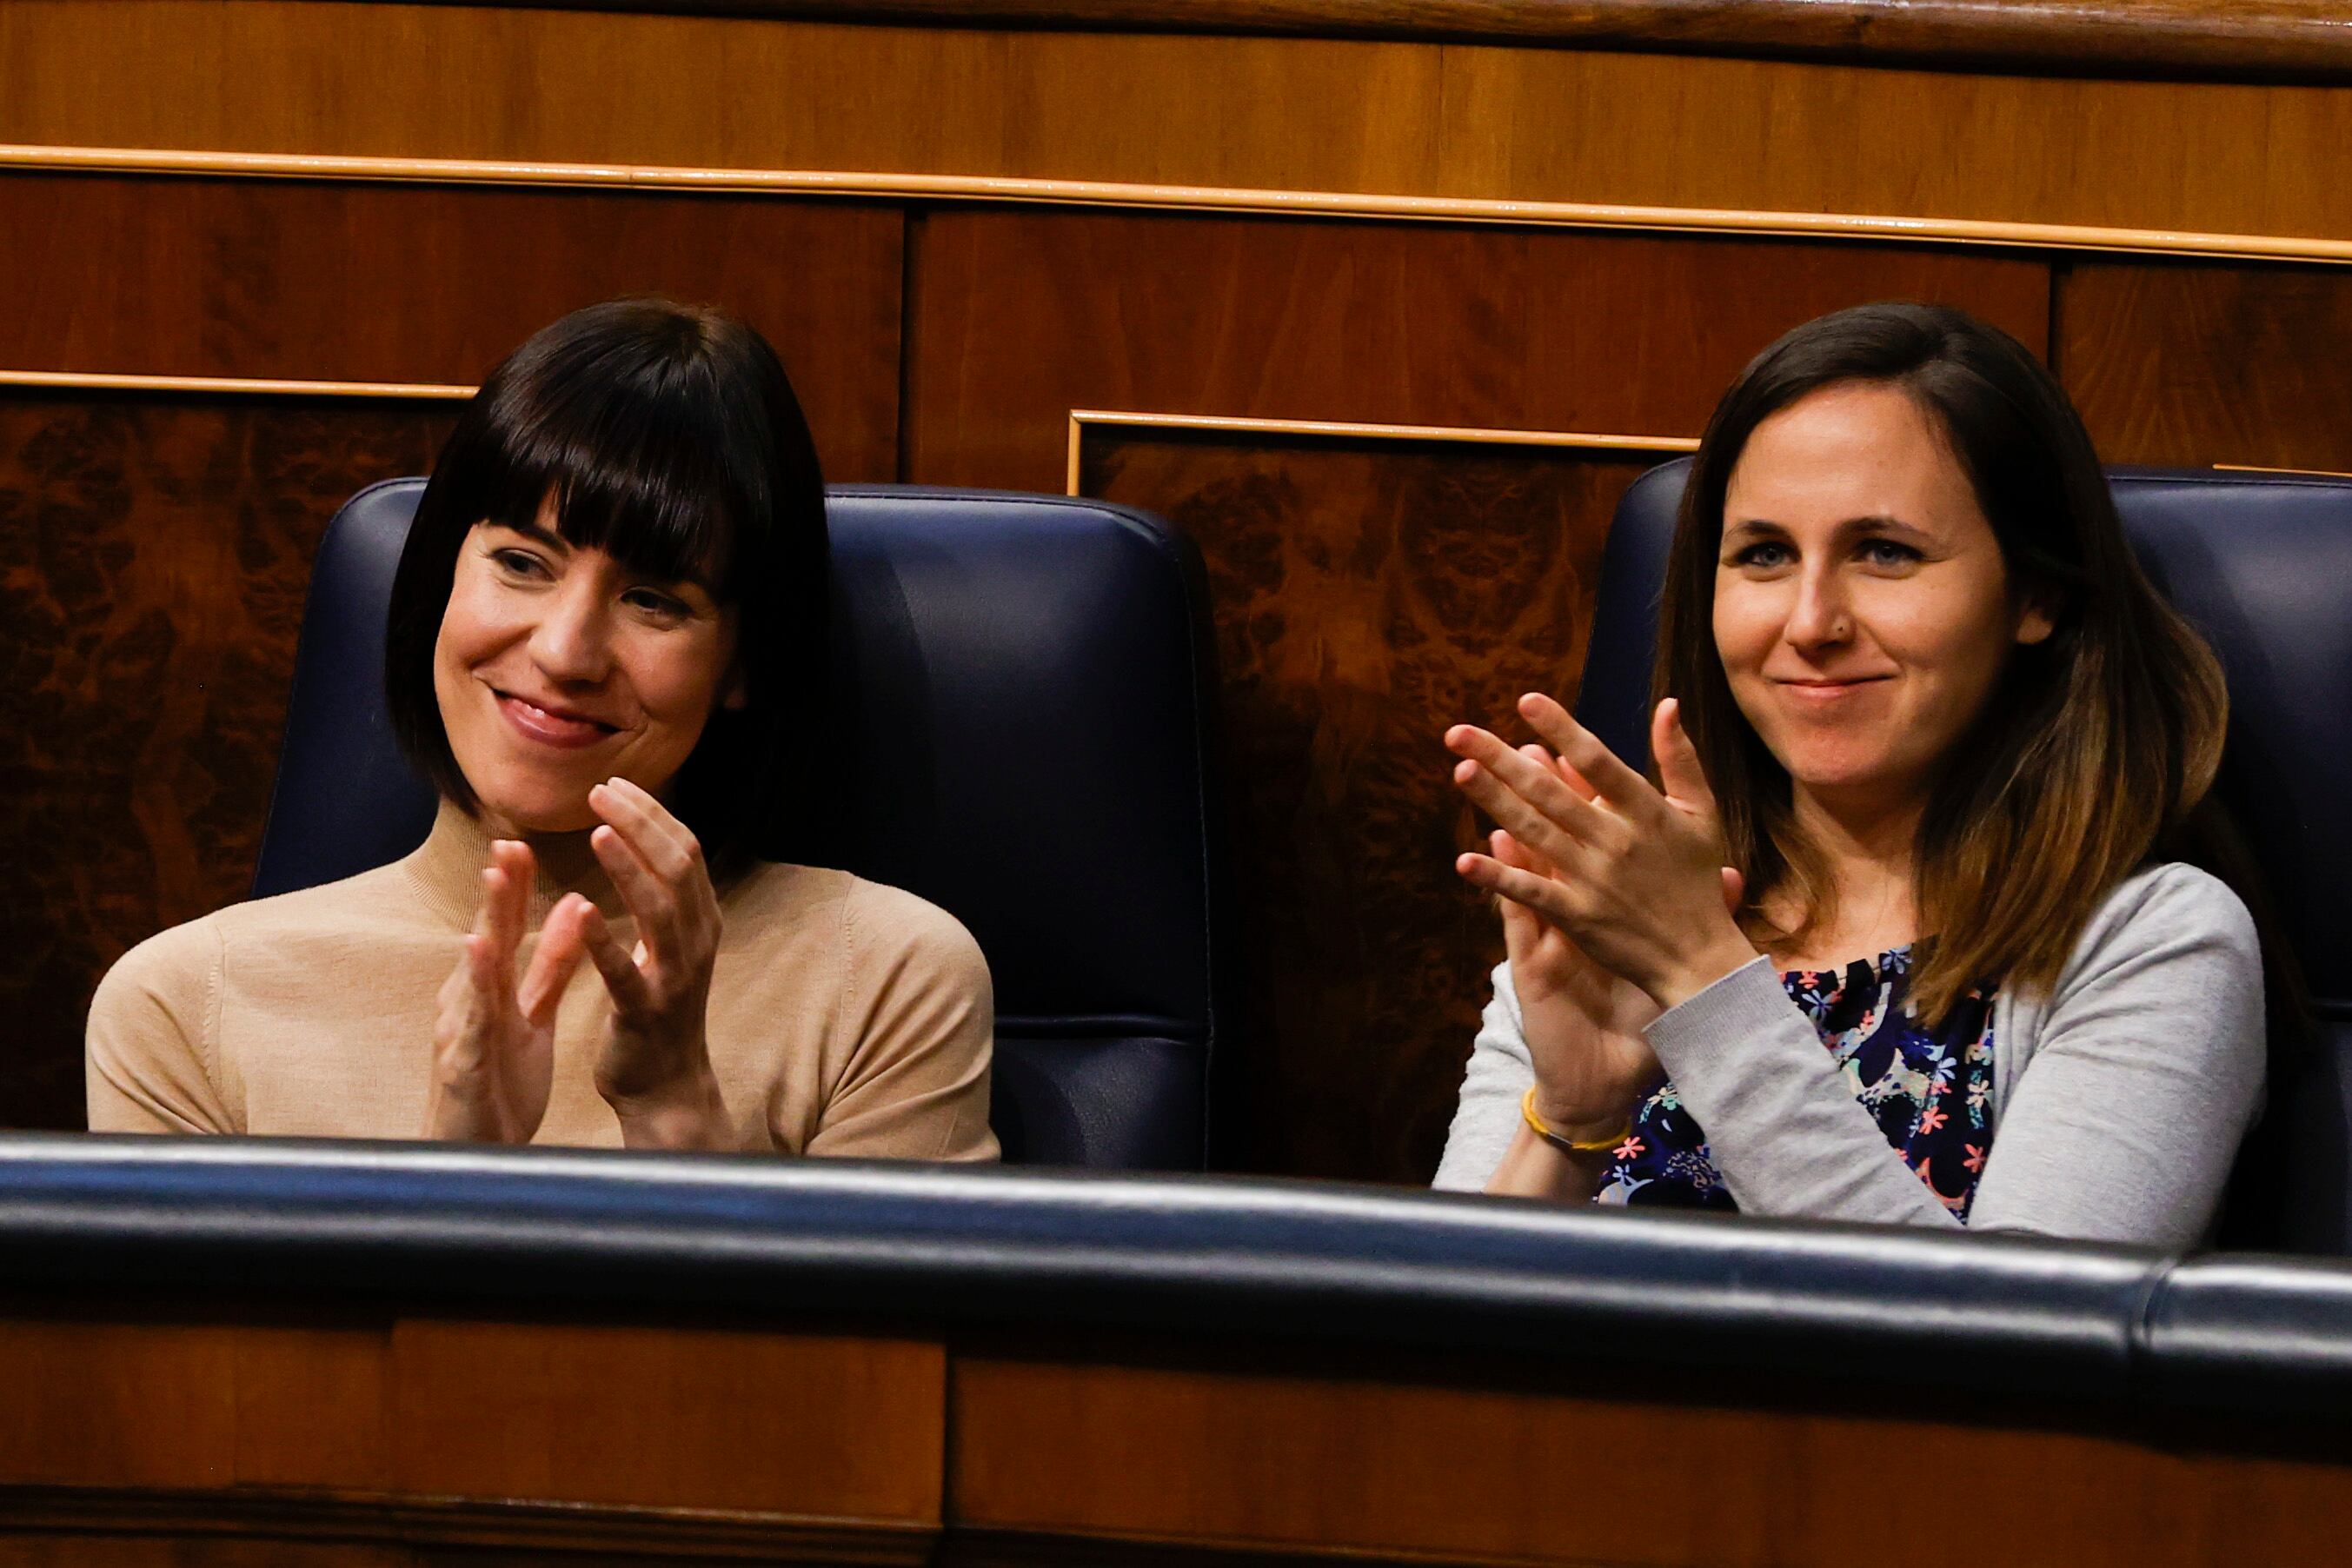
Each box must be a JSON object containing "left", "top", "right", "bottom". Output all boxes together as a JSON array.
[
  {"left": 403, "top": 797, "right": 627, "bottom": 929},
  {"left": 1773, "top": 781, "right": 1928, "bottom": 961}
]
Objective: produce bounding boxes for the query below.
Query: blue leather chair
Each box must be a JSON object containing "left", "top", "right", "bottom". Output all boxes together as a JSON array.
[
  {"left": 252, "top": 481, "right": 1231, "bottom": 1170},
  {"left": 1578, "top": 460, "right": 2352, "bottom": 1252}
]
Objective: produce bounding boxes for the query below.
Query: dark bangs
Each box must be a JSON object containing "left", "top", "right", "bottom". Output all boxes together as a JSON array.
[
  {"left": 386, "top": 297, "right": 830, "bottom": 876},
  {"left": 469, "top": 314, "right": 767, "bottom": 599}
]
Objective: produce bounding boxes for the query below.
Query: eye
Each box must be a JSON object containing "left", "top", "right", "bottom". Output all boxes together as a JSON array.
[
  {"left": 1857, "top": 538, "right": 1924, "bottom": 569},
  {"left": 490, "top": 547, "right": 552, "bottom": 580},
  {"left": 1730, "top": 540, "right": 1795, "bottom": 570},
  {"left": 622, "top": 586, "right": 690, "bottom": 620}
]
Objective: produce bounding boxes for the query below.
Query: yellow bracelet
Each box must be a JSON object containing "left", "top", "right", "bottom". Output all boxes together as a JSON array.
[{"left": 1521, "top": 1086, "right": 1631, "bottom": 1154}]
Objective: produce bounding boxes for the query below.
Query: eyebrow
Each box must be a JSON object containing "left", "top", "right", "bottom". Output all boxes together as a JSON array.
[{"left": 1724, "top": 514, "right": 1929, "bottom": 539}]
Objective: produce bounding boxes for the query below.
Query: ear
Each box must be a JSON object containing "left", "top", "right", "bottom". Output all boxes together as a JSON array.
[
  {"left": 2014, "top": 589, "right": 2059, "bottom": 648},
  {"left": 720, "top": 662, "right": 750, "bottom": 712}
]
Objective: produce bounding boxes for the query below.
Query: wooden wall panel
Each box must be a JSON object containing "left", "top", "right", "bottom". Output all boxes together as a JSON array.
[
  {"left": 0, "top": 171, "right": 905, "bottom": 483},
  {"left": 1081, "top": 426, "right": 1651, "bottom": 1180},
  {"left": 908, "top": 209, "right": 2051, "bottom": 494},
  {"left": 10, "top": 3, "right": 2352, "bottom": 243},
  {"left": 2058, "top": 259, "right": 2352, "bottom": 472},
  {"left": 0, "top": 395, "right": 455, "bottom": 1132}
]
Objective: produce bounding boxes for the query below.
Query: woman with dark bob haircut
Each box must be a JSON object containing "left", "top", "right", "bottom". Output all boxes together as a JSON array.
[
  {"left": 1434, "top": 302, "right": 2272, "bottom": 1244},
  {"left": 90, "top": 299, "right": 997, "bottom": 1159}
]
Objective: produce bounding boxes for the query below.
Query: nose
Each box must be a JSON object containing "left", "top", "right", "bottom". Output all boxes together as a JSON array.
[
  {"left": 1783, "top": 561, "right": 1853, "bottom": 654},
  {"left": 529, "top": 579, "right": 615, "bottom": 686}
]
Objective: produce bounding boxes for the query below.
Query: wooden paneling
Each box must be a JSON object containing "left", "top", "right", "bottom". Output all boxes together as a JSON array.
[
  {"left": 948, "top": 1356, "right": 2240, "bottom": 1568},
  {"left": 350, "top": 0, "right": 2352, "bottom": 82},
  {"left": 9, "top": 4, "right": 2352, "bottom": 243},
  {"left": 391, "top": 1321, "right": 946, "bottom": 1519},
  {"left": 1080, "top": 424, "right": 1652, "bottom": 1180},
  {"left": 2058, "top": 259, "right": 2352, "bottom": 472},
  {"left": 0, "top": 171, "right": 905, "bottom": 482},
  {"left": 0, "top": 395, "right": 455, "bottom": 1132},
  {"left": 910, "top": 209, "right": 2052, "bottom": 495}
]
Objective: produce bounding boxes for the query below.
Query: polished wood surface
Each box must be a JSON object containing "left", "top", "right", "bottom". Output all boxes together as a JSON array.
[
  {"left": 7, "top": 1291, "right": 2352, "bottom": 1565},
  {"left": 912, "top": 209, "right": 2051, "bottom": 493},
  {"left": 0, "top": 394, "right": 455, "bottom": 1133},
  {"left": 947, "top": 1352, "right": 2348, "bottom": 1568},
  {"left": 1082, "top": 425, "right": 1650, "bottom": 1179},
  {"left": 10, "top": 4, "right": 2352, "bottom": 243},
  {"left": 413, "top": 0, "right": 2352, "bottom": 82},
  {"left": 2057, "top": 259, "right": 2352, "bottom": 473},
  {"left": 0, "top": 1306, "right": 945, "bottom": 1563},
  {"left": 0, "top": 170, "right": 904, "bottom": 481}
]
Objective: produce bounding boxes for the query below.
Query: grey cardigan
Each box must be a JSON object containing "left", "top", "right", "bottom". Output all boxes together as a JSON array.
[{"left": 1432, "top": 863, "right": 2266, "bottom": 1248}]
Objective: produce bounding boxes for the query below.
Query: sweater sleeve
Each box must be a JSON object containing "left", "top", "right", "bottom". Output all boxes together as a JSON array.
[
  {"left": 1432, "top": 961, "right": 1539, "bottom": 1192},
  {"left": 1642, "top": 863, "right": 2267, "bottom": 1241},
  {"left": 1967, "top": 865, "right": 2264, "bottom": 1246},
  {"left": 85, "top": 919, "right": 238, "bottom": 1134},
  {"left": 805, "top": 882, "right": 1000, "bottom": 1162}
]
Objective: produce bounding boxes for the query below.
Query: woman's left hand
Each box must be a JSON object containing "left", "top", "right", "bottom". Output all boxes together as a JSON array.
[
  {"left": 577, "top": 776, "right": 739, "bottom": 1150},
  {"left": 1446, "top": 694, "right": 1760, "bottom": 1012}
]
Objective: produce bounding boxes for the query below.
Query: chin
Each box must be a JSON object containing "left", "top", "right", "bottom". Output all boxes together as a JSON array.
[{"left": 470, "top": 780, "right": 600, "bottom": 835}]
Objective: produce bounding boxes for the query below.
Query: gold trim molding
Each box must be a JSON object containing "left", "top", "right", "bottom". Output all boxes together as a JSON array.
[
  {"left": 0, "top": 369, "right": 475, "bottom": 400},
  {"left": 1066, "top": 409, "right": 1698, "bottom": 495},
  {"left": 8, "top": 143, "right": 2352, "bottom": 266}
]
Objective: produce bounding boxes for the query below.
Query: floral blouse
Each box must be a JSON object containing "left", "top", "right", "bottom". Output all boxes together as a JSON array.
[{"left": 1597, "top": 945, "right": 1998, "bottom": 1221}]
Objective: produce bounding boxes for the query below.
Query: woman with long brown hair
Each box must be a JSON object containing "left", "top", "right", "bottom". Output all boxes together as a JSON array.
[{"left": 1432, "top": 302, "right": 2265, "bottom": 1244}]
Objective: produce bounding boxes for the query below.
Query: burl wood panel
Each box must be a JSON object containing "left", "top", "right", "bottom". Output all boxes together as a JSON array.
[
  {"left": 392, "top": 1320, "right": 946, "bottom": 1520},
  {"left": 2057, "top": 259, "right": 2352, "bottom": 473},
  {"left": 909, "top": 210, "right": 2050, "bottom": 494},
  {"left": 0, "top": 395, "right": 455, "bottom": 1131},
  {"left": 0, "top": 171, "right": 904, "bottom": 482},
  {"left": 11, "top": 3, "right": 2352, "bottom": 242},
  {"left": 950, "top": 1355, "right": 2350, "bottom": 1568},
  {"left": 1080, "top": 427, "right": 1649, "bottom": 1181}
]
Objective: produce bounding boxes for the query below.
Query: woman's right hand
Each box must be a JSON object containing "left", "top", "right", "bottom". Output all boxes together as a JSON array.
[
  {"left": 1481, "top": 744, "right": 1744, "bottom": 1139},
  {"left": 425, "top": 840, "right": 592, "bottom": 1143}
]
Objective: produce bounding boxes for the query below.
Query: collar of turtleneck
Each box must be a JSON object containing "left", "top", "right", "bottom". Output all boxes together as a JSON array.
[{"left": 398, "top": 796, "right": 632, "bottom": 932}]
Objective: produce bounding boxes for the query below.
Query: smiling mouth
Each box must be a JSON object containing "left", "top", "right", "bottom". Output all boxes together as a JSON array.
[
  {"left": 495, "top": 691, "right": 619, "bottom": 750},
  {"left": 1775, "top": 676, "right": 1893, "bottom": 696}
]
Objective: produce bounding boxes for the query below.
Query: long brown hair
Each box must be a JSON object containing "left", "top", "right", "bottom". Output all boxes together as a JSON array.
[{"left": 1658, "top": 302, "right": 2232, "bottom": 1024}]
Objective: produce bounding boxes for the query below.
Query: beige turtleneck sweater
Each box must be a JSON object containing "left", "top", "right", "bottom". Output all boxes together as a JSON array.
[{"left": 86, "top": 803, "right": 998, "bottom": 1160}]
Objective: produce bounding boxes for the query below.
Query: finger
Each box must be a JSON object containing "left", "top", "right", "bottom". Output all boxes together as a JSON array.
[
  {"left": 1446, "top": 727, "right": 1613, "bottom": 843},
  {"left": 590, "top": 777, "right": 707, "bottom": 888},
  {"left": 589, "top": 822, "right": 682, "bottom": 962},
  {"left": 484, "top": 842, "right": 532, "bottom": 967},
  {"left": 1454, "top": 850, "right": 1578, "bottom": 928},
  {"left": 577, "top": 903, "right": 656, "bottom": 1017},
  {"left": 1652, "top": 698, "right": 1722, "bottom": 819},
  {"left": 518, "top": 895, "right": 592, "bottom": 1027},
  {"left": 1452, "top": 755, "right": 1595, "bottom": 872},
  {"left": 1513, "top": 692, "right": 1656, "bottom": 812},
  {"left": 1492, "top": 826, "right": 1558, "bottom": 884},
  {"left": 1487, "top": 832, "right": 1548, "bottom": 962},
  {"left": 1520, "top": 743, "right": 1598, "bottom": 806}
]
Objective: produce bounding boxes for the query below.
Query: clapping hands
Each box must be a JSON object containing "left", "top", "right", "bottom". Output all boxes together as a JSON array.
[{"left": 426, "top": 779, "right": 734, "bottom": 1149}]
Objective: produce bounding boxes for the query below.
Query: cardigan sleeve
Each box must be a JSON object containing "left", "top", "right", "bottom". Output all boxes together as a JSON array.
[
  {"left": 85, "top": 919, "right": 239, "bottom": 1134},
  {"left": 1966, "top": 864, "right": 2264, "bottom": 1246},
  {"left": 1432, "top": 961, "right": 1538, "bottom": 1191},
  {"left": 1642, "top": 863, "right": 2265, "bottom": 1243}
]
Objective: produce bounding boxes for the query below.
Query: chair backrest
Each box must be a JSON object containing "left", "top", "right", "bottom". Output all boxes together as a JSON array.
[
  {"left": 254, "top": 480, "right": 1231, "bottom": 1170},
  {"left": 1581, "top": 459, "right": 2352, "bottom": 1252}
]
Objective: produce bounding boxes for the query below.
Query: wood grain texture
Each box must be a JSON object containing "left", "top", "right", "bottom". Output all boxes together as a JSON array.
[
  {"left": 8, "top": 4, "right": 2352, "bottom": 243},
  {"left": 383, "top": 0, "right": 2352, "bottom": 83},
  {"left": 2058, "top": 260, "right": 2352, "bottom": 472},
  {"left": 911, "top": 209, "right": 2052, "bottom": 495},
  {"left": 949, "top": 1355, "right": 2322, "bottom": 1568},
  {"left": 1081, "top": 427, "right": 1645, "bottom": 1180},
  {"left": 391, "top": 1321, "right": 946, "bottom": 1519},
  {"left": 0, "top": 170, "right": 903, "bottom": 482},
  {"left": 0, "top": 395, "right": 455, "bottom": 1132}
]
